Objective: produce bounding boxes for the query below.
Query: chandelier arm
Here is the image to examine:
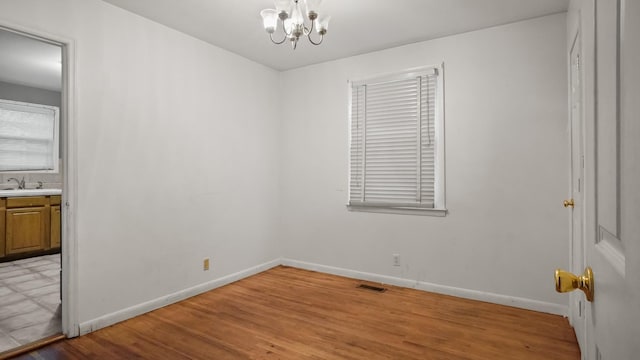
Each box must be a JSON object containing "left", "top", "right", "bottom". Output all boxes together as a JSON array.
[
  {"left": 303, "top": 18, "right": 315, "bottom": 36},
  {"left": 270, "top": 32, "right": 287, "bottom": 45},
  {"left": 307, "top": 32, "right": 324, "bottom": 46}
]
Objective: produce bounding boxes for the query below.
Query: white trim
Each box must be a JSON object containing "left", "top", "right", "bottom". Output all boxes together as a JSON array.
[
  {"left": 281, "top": 258, "right": 568, "bottom": 316},
  {"left": 78, "top": 259, "right": 281, "bottom": 335},
  {"left": 62, "top": 35, "right": 79, "bottom": 338},
  {"left": 416, "top": 76, "right": 422, "bottom": 202},
  {"left": 434, "top": 63, "right": 446, "bottom": 209},
  {"left": 567, "top": 17, "right": 588, "bottom": 354},
  {"left": 0, "top": 21, "right": 80, "bottom": 338},
  {"left": 347, "top": 205, "right": 447, "bottom": 217},
  {"left": 597, "top": 226, "right": 625, "bottom": 277},
  {"left": 361, "top": 85, "right": 367, "bottom": 203},
  {"left": 75, "top": 256, "right": 568, "bottom": 336},
  {"left": 351, "top": 65, "right": 439, "bottom": 86},
  {"left": 347, "top": 82, "right": 355, "bottom": 204}
]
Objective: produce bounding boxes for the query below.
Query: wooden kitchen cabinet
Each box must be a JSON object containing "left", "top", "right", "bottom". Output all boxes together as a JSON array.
[
  {"left": 6, "top": 206, "right": 47, "bottom": 255},
  {"left": 50, "top": 205, "right": 61, "bottom": 249},
  {"left": 0, "top": 194, "right": 61, "bottom": 260}
]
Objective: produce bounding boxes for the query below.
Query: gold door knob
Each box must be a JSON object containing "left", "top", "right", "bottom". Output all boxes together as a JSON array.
[
  {"left": 555, "top": 267, "right": 594, "bottom": 302},
  {"left": 563, "top": 199, "right": 574, "bottom": 208}
]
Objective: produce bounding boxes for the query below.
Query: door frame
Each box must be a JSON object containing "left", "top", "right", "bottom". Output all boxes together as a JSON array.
[
  {"left": 568, "top": 23, "right": 587, "bottom": 357},
  {"left": 0, "top": 21, "right": 80, "bottom": 338}
]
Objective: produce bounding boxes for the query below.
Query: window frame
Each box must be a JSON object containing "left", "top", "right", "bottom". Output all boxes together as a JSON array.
[
  {"left": 0, "top": 98, "right": 60, "bottom": 174},
  {"left": 347, "top": 64, "right": 446, "bottom": 216}
]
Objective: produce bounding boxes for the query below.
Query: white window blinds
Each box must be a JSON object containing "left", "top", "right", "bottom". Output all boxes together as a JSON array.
[
  {"left": 349, "top": 67, "right": 439, "bottom": 209},
  {"left": 0, "top": 99, "right": 59, "bottom": 172}
]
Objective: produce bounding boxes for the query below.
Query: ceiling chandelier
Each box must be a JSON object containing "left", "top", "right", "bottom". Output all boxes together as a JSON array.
[{"left": 260, "top": 0, "right": 330, "bottom": 49}]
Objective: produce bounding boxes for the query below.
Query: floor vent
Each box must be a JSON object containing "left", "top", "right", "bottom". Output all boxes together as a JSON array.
[{"left": 357, "top": 284, "right": 387, "bottom": 292}]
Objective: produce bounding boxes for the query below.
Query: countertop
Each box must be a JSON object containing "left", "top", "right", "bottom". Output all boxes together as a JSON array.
[{"left": 0, "top": 189, "right": 62, "bottom": 197}]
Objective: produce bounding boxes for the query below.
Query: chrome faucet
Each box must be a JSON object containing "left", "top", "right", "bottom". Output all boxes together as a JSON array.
[{"left": 7, "top": 177, "right": 25, "bottom": 189}]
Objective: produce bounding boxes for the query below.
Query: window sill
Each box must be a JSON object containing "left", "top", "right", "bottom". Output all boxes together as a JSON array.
[{"left": 346, "top": 205, "right": 448, "bottom": 217}]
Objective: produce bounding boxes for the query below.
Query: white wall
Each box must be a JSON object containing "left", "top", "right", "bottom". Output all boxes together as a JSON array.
[
  {"left": 0, "top": 0, "right": 281, "bottom": 327},
  {"left": 278, "top": 13, "right": 570, "bottom": 310},
  {"left": 0, "top": 0, "right": 570, "bottom": 334}
]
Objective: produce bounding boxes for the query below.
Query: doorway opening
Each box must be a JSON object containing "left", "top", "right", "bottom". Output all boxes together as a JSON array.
[{"left": 0, "top": 25, "right": 73, "bottom": 353}]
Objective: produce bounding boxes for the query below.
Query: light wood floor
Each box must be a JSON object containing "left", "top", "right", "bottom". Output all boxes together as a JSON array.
[{"left": 13, "top": 266, "right": 580, "bottom": 359}]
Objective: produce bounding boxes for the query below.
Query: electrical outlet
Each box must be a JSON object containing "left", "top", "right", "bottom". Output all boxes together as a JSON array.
[
  {"left": 393, "top": 254, "right": 400, "bottom": 266},
  {"left": 203, "top": 258, "right": 210, "bottom": 271}
]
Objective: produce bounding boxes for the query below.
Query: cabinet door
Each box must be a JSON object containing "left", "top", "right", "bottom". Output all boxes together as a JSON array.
[
  {"left": 6, "top": 207, "right": 47, "bottom": 255},
  {"left": 50, "top": 205, "right": 61, "bottom": 249}
]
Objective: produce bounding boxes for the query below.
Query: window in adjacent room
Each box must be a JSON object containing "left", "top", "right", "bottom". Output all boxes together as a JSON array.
[
  {"left": 0, "top": 99, "right": 59, "bottom": 172},
  {"left": 348, "top": 64, "right": 445, "bottom": 215}
]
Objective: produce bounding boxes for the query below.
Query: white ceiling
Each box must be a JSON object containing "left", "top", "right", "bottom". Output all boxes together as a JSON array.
[
  {"left": 102, "top": 0, "right": 569, "bottom": 71},
  {"left": 0, "top": 29, "right": 62, "bottom": 91}
]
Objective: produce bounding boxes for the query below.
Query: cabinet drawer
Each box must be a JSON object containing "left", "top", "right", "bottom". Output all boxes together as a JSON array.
[
  {"left": 7, "top": 196, "right": 47, "bottom": 208},
  {"left": 51, "top": 195, "right": 61, "bottom": 206}
]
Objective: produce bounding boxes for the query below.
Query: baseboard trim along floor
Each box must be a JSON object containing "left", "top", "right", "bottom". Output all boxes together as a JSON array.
[
  {"left": 281, "top": 258, "right": 568, "bottom": 316},
  {"left": 78, "top": 257, "right": 566, "bottom": 336},
  {"left": 78, "top": 258, "right": 281, "bottom": 335},
  {"left": 24, "top": 266, "right": 580, "bottom": 359}
]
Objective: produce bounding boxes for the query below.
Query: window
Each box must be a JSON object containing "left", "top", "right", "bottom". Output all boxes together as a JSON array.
[
  {"left": 348, "top": 65, "right": 445, "bottom": 215},
  {"left": 0, "top": 99, "right": 59, "bottom": 172}
]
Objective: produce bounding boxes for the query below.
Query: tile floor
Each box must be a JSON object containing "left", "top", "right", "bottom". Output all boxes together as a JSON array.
[{"left": 0, "top": 254, "right": 61, "bottom": 352}]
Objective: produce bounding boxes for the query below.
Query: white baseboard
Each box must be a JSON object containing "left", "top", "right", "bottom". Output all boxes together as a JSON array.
[
  {"left": 79, "top": 257, "right": 567, "bottom": 336},
  {"left": 78, "top": 258, "right": 281, "bottom": 335},
  {"left": 281, "top": 258, "right": 568, "bottom": 316}
]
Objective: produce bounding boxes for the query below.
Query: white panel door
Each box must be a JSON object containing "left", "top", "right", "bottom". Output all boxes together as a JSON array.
[{"left": 583, "top": 0, "right": 640, "bottom": 359}]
